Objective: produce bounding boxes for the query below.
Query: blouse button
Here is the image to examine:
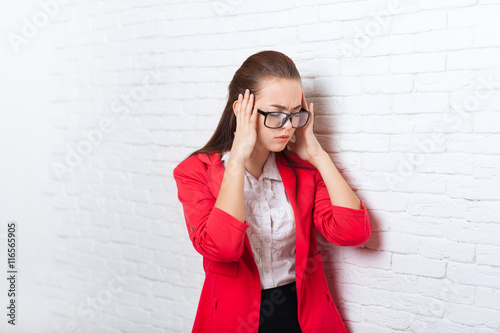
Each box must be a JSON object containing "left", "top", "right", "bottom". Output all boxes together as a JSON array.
[
  {"left": 255, "top": 186, "right": 262, "bottom": 193},
  {"left": 264, "top": 266, "right": 271, "bottom": 273},
  {"left": 264, "top": 236, "right": 271, "bottom": 243}
]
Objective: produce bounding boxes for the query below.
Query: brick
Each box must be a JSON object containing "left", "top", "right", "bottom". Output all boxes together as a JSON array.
[
  {"left": 363, "top": 306, "right": 413, "bottom": 330},
  {"left": 314, "top": 115, "right": 361, "bottom": 134},
  {"left": 477, "top": 245, "right": 500, "bottom": 267},
  {"left": 359, "top": 190, "right": 408, "bottom": 212},
  {"left": 340, "top": 18, "right": 392, "bottom": 44},
  {"left": 336, "top": 134, "right": 390, "bottom": 152},
  {"left": 392, "top": 254, "right": 446, "bottom": 277},
  {"left": 299, "top": 58, "right": 340, "bottom": 77},
  {"left": 415, "top": 28, "right": 473, "bottom": 52},
  {"left": 342, "top": 247, "right": 392, "bottom": 269},
  {"left": 342, "top": 284, "right": 391, "bottom": 307},
  {"left": 338, "top": 302, "right": 362, "bottom": 322},
  {"left": 447, "top": 134, "right": 500, "bottom": 154},
  {"left": 393, "top": 93, "right": 449, "bottom": 114},
  {"left": 318, "top": 2, "right": 367, "bottom": 21},
  {"left": 362, "top": 74, "right": 413, "bottom": 94},
  {"left": 365, "top": 231, "right": 419, "bottom": 254},
  {"left": 447, "top": 48, "right": 500, "bottom": 70},
  {"left": 448, "top": 5, "right": 500, "bottom": 27},
  {"left": 342, "top": 95, "right": 392, "bottom": 115},
  {"left": 464, "top": 199, "right": 500, "bottom": 223},
  {"left": 415, "top": 70, "right": 475, "bottom": 92},
  {"left": 325, "top": 267, "right": 366, "bottom": 287},
  {"left": 448, "top": 262, "right": 500, "bottom": 289},
  {"left": 418, "top": 238, "right": 475, "bottom": 263},
  {"left": 413, "top": 113, "right": 472, "bottom": 133},
  {"left": 447, "top": 176, "right": 500, "bottom": 200},
  {"left": 392, "top": 292, "right": 445, "bottom": 317},
  {"left": 297, "top": 22, "right": 343, "bottom": 42},
  {"left": 314, "top": 76, "right": 362, "bottom": 96},
  {"left": 365, "top": 270, "right": 418, "bottom": 293},
  {"left": 132, "top": 174, "right": 162, "bottom": 190},
  {"left": 389, "top": 134, "right": 446, "bottom": 153},
  {"left": 255, "top": 27, "right": 297, "bottom": 46},
  {"left": 361, "top": 115, "right": 413, "bottom": 133},
  {"left": 474, "top": 24, "right": 500, "bottom": 47},
  {"left": 475, "top": 287, "right": 500, "bottom": 311},
  {"left": 135, "top": 203, "right": 165, "bottom": 219},
  {"left": 418, "top": 277, "right": 475, "bottom": 305},
  {"left": 108, "top": 228, "right": 138, "bottom": 245},
  {"left": 447, "top": 219, "right": 500, "bottom": 246},
  {"left": 408, "top": 194, "right": 465, "bottom": 218},
  {"left": 122, "top": 245, "right": 154, "bottom": 263},
  {"left": 447, "top": 303, "right": 500, "bottom": 328},
  {"left": 329, "top": 151, "right": 362, "bottom": 171},
  {"left": 340, "top": 56, "right": 389, "bottom": 76},
  {"left": 362, "top": 35, "right": 414, "bottom": 56},
  {"left": 390, "top": 53, "right": 446, "bottom": 74},
  {"left": 391, "top": 11, "right": 447, "bottom": 34},
  {"left": 418, "top": 0, "right": 477, "bottom": 9},
  {"left": 410, "top": 316, "right": 472, "bottom": 333},
  {"left": 473, "top": 111, "right": 500, "bottom": 133}
]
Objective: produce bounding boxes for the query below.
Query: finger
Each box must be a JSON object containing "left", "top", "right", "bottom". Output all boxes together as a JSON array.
[
  {"left": 246, "top": 92, "right": 255, "bottom": 118},
  {"left": 308, "top": 102, "right": 314, "bottom": 126},
  {"left": 249, "top": 104, "right": 258, "bottom": 125},
  {"left": 301, "top": 92, "right": 308, "bottom": 111},
  {"left": 241, "top": 89, "right": 250, "bottom": 114}
]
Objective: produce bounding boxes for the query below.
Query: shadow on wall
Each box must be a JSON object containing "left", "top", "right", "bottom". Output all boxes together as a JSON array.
[{"left": 307, "top": 83, "right": 385, "bottom": 328}]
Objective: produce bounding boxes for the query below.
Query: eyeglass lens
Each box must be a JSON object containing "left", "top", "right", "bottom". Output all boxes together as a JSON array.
[{"left": 266, "top": 112, "right": 309, "bottom": 128}]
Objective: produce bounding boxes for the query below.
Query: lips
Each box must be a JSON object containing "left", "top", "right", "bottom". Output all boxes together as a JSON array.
[{"left": 275, "top": 135, "right": 290, "bottom": 142}]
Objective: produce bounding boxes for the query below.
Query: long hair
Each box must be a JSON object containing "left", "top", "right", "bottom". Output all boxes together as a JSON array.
[{"left": 189, "top": 50, "right": 311, "bottom": 199}]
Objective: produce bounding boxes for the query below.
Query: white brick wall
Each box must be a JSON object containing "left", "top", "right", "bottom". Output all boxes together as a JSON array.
[{"left": 3, "top": 0, "right": 498, "bottom": 332}]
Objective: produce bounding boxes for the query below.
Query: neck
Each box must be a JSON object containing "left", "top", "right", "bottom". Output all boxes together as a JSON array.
[{"left": 245, "top": 147, "right": 270, "bottom": 180}]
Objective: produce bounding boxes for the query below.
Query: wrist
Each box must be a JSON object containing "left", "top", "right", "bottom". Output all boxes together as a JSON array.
[
  {"left": 226, "top": 153, "right": 247, "bottom": 170},
  {"left": 310, "top": 150, "right": 330, "bottom": 168}
]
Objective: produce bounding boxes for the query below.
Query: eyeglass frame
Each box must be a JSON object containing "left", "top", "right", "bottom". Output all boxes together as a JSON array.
[{"left": 257, "top": 108, "right": 311, "bottom": 129}]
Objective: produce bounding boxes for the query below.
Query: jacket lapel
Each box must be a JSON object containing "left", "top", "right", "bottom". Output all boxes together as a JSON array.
[{"left": 276, "top": 153, "right": 310, "bottom": 295}]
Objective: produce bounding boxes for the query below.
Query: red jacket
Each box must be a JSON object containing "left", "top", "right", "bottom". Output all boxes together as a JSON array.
[{"left": 173, "top": 151, "right": 372, "bottom": 333}]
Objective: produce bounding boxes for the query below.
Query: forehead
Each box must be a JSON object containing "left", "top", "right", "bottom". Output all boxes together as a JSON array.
[{"left": 256, "top": 78, "right": 302, "bottom": 106}]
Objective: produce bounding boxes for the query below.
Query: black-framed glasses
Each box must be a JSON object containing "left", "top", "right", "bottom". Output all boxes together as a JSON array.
[{"left": 257, "top": 109, "right": 311, "bottom": 129}]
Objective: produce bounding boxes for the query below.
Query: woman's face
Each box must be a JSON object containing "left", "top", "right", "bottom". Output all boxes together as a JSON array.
[{"left": 253, "top": 78, "right": 303, "bottom": 153}]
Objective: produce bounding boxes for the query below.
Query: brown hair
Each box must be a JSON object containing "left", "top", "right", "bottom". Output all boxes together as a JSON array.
[{"left": 189, "top": 50, "right": 311, "bottom": 199}]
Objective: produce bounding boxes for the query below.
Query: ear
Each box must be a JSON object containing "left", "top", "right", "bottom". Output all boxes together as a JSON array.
[{"left": 232, "top": 99, "right": 239, "bottom": 115}]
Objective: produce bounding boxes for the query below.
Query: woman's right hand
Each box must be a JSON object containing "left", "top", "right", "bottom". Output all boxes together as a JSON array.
[{"left": 231, "top": 89, "right": 258, "bottom": 163}]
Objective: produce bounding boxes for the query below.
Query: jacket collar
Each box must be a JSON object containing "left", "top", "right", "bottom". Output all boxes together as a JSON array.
[{"left": 220, "top": 151, "right": 281, "bottom": 182}]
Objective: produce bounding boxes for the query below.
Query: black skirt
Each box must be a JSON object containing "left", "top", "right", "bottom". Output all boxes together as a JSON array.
[{"left": 258, "top": 282, "right": 302, "bottom": 333}]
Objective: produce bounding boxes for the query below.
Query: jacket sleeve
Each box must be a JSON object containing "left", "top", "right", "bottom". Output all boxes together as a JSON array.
[
  {"left": 173, "top": 157, "right": 249, "bottom": 262},
  {"left": 312, "top": 170, "right": 372, "bottom": 246}
]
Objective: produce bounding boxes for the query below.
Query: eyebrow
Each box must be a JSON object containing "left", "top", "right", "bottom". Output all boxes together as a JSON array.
[{"left": 269, "top": 104, "right": 302, "bottom": 110}]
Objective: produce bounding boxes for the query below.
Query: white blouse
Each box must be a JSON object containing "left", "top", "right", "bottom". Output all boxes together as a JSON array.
[{"left": 221, "top": 151, "right": 296, "bottom": 290}]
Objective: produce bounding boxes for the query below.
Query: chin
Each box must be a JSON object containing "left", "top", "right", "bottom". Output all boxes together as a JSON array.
[{"left": 267, "top": 143, "right": 289, "bottom": 153}]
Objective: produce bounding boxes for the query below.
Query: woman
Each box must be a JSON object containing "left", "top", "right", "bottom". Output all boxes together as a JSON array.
[{"left": 173, "top": 50, "right": 372, "bottom": 333}]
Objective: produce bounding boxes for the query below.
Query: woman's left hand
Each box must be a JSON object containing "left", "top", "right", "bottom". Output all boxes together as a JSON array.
[{"left": 287, "top": 92, "right": 326, "bottom": 164}]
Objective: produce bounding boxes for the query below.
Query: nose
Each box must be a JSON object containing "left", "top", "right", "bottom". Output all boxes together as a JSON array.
[{"left": 282, "top": 116, "right": 293, "bottom": 130}]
